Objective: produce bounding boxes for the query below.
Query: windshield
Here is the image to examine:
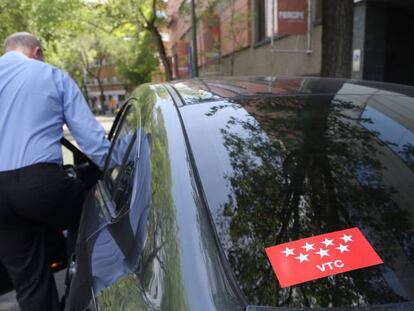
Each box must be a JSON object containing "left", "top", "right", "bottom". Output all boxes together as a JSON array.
[{"left": 180, "top": 82, "right": 414, "bottom": 308}]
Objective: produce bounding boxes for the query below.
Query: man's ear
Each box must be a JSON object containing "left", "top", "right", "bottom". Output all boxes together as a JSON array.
[{"left": 33, "top": 46, "right": 44, "bottom": 61}]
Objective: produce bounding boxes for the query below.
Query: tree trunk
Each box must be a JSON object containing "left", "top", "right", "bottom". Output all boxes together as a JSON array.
[
  {"left": 321, "top": 0, "right": 354, "bottom": 78},
  {"left": 81, "top": 78, "right": 90, "bottom": 106},
  {"left": 147, "top": 23, "right": 173, "bottom": 81},
  {"left": 229, "top": 0, "right": 236, "bottom": 76},
  {"left": 96, "top": 78, "right": 105, "bottom": 113}
]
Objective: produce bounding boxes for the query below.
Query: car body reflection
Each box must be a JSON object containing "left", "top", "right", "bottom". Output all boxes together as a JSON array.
[{"left": 67, "top": 78, "right": 414, "bottom": 311}]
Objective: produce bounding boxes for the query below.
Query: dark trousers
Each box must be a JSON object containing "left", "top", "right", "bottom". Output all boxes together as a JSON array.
[{"left": 0, "top": 163, "right": 85, "bottom": 311}]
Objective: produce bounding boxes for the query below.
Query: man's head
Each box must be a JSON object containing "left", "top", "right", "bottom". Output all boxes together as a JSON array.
[{"left": 3, "top": 32, "right": 44, "bottom": 61}]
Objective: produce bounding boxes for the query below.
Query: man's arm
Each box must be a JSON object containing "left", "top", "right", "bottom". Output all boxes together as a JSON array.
[{"left": 55, "top": 69, "right": 110, "bottom": 169}]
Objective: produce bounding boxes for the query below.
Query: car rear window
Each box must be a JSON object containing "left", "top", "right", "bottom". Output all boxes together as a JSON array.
[{"left": 180, "top": 86, "right": 414, "bottom": 308}]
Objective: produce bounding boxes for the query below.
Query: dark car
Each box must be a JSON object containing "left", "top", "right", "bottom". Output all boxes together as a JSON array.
[{"left": 2, "top": 77, "right": 414, "bottom": 310}]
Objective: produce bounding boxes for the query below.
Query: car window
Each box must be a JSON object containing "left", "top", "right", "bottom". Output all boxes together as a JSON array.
[
  {"left": 103, "top": 99, "right": 141, "bottom": 217},
  {"left": 107, "top": 99, "right": 131, "bottom": 141}
]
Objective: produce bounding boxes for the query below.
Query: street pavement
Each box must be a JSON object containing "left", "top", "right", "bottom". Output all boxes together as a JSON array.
[{"left": 0, "top": 115, "right": 115, "bottom": 311}]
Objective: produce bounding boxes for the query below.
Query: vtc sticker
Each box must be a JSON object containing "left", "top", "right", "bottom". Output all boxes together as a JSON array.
[{"left": 265, "top": 227, "right": 383, "bottom": 288}]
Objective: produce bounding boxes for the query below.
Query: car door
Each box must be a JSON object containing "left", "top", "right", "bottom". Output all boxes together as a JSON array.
[
  {"left": 67, "top": 97, "right": 153, "bottom": 311},
  {"left": 90, "top": 84, "right": 246, "bottom": 311}
]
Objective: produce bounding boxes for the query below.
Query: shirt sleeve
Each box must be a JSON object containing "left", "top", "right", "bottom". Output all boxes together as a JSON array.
[{"left": 54, "top": 68, "right": 110, "bottom": 169}]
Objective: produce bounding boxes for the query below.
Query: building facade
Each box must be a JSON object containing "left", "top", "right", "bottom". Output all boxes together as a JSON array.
[
  {"left": 166, "top": 0, "right": 414, "bottom": 87},
  {"left": 167, "top": 0, "right": 322, "bottom": 79}
]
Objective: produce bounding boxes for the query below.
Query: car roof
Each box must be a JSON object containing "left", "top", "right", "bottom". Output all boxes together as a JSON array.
[{"left": 169, "top": 77, "right": 414, "bottom": 106}]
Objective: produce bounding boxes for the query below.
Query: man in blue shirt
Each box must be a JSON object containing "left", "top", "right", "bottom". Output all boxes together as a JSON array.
[{"left": 0, "top": 32, "right": 110, "bottom": 311}]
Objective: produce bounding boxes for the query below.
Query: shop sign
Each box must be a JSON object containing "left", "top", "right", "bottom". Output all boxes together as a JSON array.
[{"left": 278, "top": 0, "right": 308, "bottom": 35}]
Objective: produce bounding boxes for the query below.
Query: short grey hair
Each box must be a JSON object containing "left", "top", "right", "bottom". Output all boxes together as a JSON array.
[{"left": 4, "top": 32, "right": 42, "bottom": 52}]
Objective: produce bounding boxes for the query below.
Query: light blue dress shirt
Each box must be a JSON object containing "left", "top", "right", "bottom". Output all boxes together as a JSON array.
[{"left": 0, "top": 51, "right": 110, "bottom": 171}]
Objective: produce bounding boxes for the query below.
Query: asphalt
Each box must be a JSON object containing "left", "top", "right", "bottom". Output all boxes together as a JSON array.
[{"left": 0, "top": 115, "right": 115, "bottom": 311}]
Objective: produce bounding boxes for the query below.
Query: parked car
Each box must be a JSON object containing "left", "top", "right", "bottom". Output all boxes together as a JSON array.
[{"left": 2, "top": 77, "right": 414, "bottom": 311}]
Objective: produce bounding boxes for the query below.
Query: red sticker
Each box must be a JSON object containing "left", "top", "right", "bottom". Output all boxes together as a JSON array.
[{"left": 265, "top": 227, "right": 383, "bottom": 288}]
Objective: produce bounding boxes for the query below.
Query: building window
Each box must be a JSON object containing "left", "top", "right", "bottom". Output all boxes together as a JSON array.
[
  {"left": 313, "top": 0, "right": 322, "bottom": 24},
  {"left": 255, "top": 0, "right": 276, "bottom": 43}
]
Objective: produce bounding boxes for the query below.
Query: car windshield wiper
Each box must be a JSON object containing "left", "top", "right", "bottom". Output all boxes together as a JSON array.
[{"left": 246, "top": 301, "right": 414, "bottom": 311}]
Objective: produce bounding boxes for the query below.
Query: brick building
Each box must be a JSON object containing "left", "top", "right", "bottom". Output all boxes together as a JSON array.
[
  {"left": 167, "top": 0, "right": 322, "bottom": 79},
  {"left": 166, "top": 0, "right": 414, "bottom": 86}
]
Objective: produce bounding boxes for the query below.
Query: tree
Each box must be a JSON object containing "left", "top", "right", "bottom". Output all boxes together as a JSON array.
[
  {"left": 111, "top": 31, "right": 159, "bottom": 90},
  {"left": 181, "top": 0, "right": 250, "bottom": 76},
  {"left": 72, "top": 3, "right": 159, "bottom": 89},
  {"left": 0, "top": 0, "right": 31, "bottom": 43},
  {"left": 78, "top": 37, "right": 108, "bottom": 107},
  {"left": 0, "top": 0, "right": 83, "bottom": 52},
  {"left": 106, "top": 0, "right": 172, "bottom": 81},
  {"left": 0, "top": 0, "right": 161, "bottom": 90},
  {"left": 225, "top": 0, "right": 250, "bottom": 75},
  {"left": 321, "top": 0, "right": 354, "bottom": 78}
]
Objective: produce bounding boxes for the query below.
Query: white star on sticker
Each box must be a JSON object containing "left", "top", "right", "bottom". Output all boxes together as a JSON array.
[
  {"left": 295, "top": 253, "right": 309, "bottom": 263},
  {"left": 336, "top": 244, "right": 350, "bottom": 253},
  {"left": 315, "top": 248, "right": 329, "bottom": 258},
  {"left": 340, "top": 234, "right": 353, "bottom": 243},
  {"left": 301, "top": 242, "right": 315, "bottom": 252},
  {"left": 321, "top": 238, "right": 334, "bottom": 247},
  {"left": 281, "top": 247, "right": 295, "bottom": 257}
]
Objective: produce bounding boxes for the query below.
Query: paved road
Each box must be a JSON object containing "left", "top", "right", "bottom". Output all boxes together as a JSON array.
[{"left": 0, "top": 115, "right": 115, "bottom": 311}]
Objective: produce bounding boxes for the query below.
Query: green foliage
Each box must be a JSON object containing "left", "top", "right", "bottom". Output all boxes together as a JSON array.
[
  {"left": 0, "top": 0, "right": 161, "bottom": 87},
  {"left": 0, "top": 0, "right": 83, "bottom": 49},
  {"left": 103, "top": 0, "right": 172, "bottom": 80},
  {"left": 112, "top": 31, "right": 159, "bottom": 89},
  {"left": 105, "top": 0, "right": 167, "bottom": 30},
  {"left": 31, "top": 0, "right": 83, "bottom": 42},
  {"left": 0, "top": 0, "right": 32, "bottom": 45},
  {"left": 178, "top": 0, "right": 191, "bottom": 18}
]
